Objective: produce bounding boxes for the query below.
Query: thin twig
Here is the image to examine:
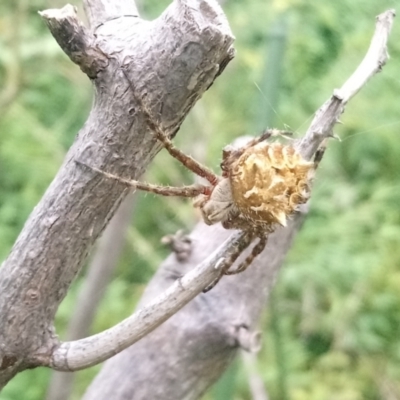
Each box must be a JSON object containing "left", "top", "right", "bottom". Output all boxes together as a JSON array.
[
  {"left": 46, "top": 8, "right": 394, "bottom": 372},
  {"left": 50, "top": 231, "right": 246, "bottom": 370},
  {"left": 39, "top": 5, "right": 108, "bottom": 78},
  {"left": 297, "top": 9, "right": 395, "bottom": 160}
]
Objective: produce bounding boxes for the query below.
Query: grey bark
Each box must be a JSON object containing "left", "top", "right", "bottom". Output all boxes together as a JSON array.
[
  {"left": 83, "top": 219, "right": 302, "bottom": 400},
  {"left": 0, "top": 0, "right": 234, "bottom": 389},
  {"left": 45, "top": 192, "right": 136, "bottom": 400},
  {"left": 82, "top": 9, "right": 395, "bottom": 400}
]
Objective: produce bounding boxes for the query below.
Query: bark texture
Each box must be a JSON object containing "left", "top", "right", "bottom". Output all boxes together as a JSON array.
[
  {"left": 82, "top": 9, "right": 395, "bottom": 400},
  {"left": 0, "top": 0, "right": 234, "bottom": 389},
  {"left": 83, "top": 219, "right": 303, "bottom": 400},
  {"left": 45, "top": 193, "right": 136, "bottom": 400}
]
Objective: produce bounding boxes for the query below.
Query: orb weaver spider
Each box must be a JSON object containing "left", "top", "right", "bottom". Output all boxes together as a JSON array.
[{"left": 76, "top": 69, "right": 323, "bottom": 287}]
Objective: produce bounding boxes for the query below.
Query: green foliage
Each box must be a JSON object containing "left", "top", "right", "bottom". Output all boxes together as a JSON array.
[{"left": 1, "top": 0, "right": 400, "bottom": 399}]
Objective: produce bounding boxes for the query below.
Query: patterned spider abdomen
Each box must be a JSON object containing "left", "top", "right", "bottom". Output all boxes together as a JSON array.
[{"left": 229, "top": 142, "right": 314, "bottom": 227}]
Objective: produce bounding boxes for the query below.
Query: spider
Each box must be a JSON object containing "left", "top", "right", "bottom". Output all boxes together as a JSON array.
[{"left": 76, "top": 69, "right": 322, "bottom": 287}]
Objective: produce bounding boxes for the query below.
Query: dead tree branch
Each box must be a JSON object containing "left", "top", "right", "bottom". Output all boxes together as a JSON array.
[
  {"left": 51, "top": 230, "right": 246, "bottom": 371},
  {"left": 81, "top": 9, "right": 395, "bottom": 400},
  {"left": 45, "top": 193, "right": 136, "bottom": 400},
  {"left": 298, "top": 9, "right": 395, "bottom": 160},
  {"left": 38, "top": 5, "right": 108, "bottom": 79},
  {"left": 0, "top": 0, "right": 234, "bottom": 389}
]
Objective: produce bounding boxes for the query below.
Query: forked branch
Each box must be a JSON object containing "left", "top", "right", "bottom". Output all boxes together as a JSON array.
[
  {"left": 47, "top": 9, "right": 395, "bottom": 372},
  {"left": 39, "top": 5, "right": 108, "bottom": 78},
  {"left": 0, "top": 0, "right": 234, "bottom": 389},
  {"left": 51, "top": 231, "right": 246, "bottom": 370},
  {"left": 297, "top": 9, "right": 395, "bottom": 159}
]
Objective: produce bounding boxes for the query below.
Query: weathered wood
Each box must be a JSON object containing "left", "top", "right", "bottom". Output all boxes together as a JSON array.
[
  {"left": 83, "top": 220, "right": 303, "bottom": 400},
  {"left": 0, "top": 0, "right": 234, "bottom": 389},
  {"left": 82, "top": 9, "right": 395, "bottom": 400}
]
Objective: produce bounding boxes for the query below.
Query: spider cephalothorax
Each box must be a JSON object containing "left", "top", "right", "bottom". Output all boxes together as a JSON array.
[{"left": 194, "top": 132, "right": 315, "bottom": 235}]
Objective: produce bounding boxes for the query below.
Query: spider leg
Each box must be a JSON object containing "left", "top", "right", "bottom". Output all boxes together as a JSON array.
[
  {"left": 75, "top": 159, "right": 210, "bottom": 197},
  {"left": 221, "top": 128, "right": 295, "bottom": 176},
  {"left": 120, "top": 68, "right": 219, "bottom": 186},
  {"left": 147, "top": 121, "right": 219, "bottom": 186},
  {"left": 246, "top": 128, "right": 294, "bottom": 148},
  {"left": 224, "top": 235, "right": 268, "bottom": 275},
  {"left": 203, "top": 231, "right": 255, "bottom": 292},
  {"left": 222, "top": 130, "right": 276, "bottom": 163}
]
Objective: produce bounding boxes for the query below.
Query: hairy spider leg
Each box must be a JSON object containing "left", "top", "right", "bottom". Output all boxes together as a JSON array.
[
  {"left": 260, "top": 128, "right": 294, "bottom": 141},
  {"left": 203, "top": 231, "right": 255, "bottom": 292},
  {"left": 222, "top": 129, "right": 276, "bottom": 163},
  {"left": 120, "top": 67, "right": 219, "bottom": 186},
  {"left": 235, "top": 128, "right": 294, "bottom": 154},
  {"left": 224, "top": 235, "right": 268, "bottom": 275},
  {"left": 248, "top": 128, "right": 294, "bottom": 148},
  {"left": 220, "top": 128, "right": 294, "bottom": 177},
  {"left": 75, "top": 160, "right": 211, "bottom": 198}
]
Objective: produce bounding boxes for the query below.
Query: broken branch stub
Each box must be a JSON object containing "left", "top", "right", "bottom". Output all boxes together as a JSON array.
[
  {"left": 81, "top": 9, "right": 395, "bottom": 400},
  {"left": 0, "top": 0, "right": 234, "bottom": 389}
]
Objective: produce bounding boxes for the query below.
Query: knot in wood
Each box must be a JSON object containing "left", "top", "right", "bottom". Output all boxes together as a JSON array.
[
  {"left": 161, "top": 230, "right": 192, "bottom": 263},
  {"left": 0, "top": 355, "right": 18, "bottom": 370},
  {"left": 230, "top": 142, "right": 314, "bottom": 227},
  {"left": 25, "top": 288, "right": 40, "bottom": 304}
]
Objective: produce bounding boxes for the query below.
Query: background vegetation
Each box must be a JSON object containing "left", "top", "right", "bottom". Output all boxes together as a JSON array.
[{"left": 1, "top": 0, "right": 400, "bottom": 399}]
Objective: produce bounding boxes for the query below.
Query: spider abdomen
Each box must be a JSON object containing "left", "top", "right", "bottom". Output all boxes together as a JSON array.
[{"left": 230, "top": 142, "right": 314, "bottom": 227}]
